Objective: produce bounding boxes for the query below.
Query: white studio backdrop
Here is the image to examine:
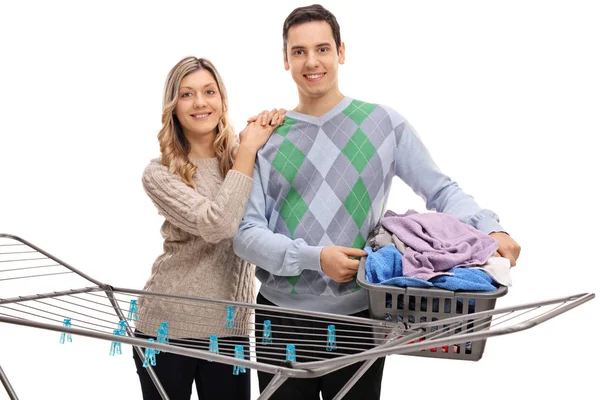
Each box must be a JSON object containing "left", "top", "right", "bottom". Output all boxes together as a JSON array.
[{"left": 1, "top": 0, "right": 599, "bottom": 399}]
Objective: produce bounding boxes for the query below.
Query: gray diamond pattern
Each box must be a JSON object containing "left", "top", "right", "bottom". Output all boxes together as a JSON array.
[{"left": 255, "top": 103, "right": 403, "bottom": 297}]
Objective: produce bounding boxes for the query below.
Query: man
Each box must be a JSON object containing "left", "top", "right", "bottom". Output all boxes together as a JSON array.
[{"left": 233, "top": 4, "right": 521, "bottom": 399}]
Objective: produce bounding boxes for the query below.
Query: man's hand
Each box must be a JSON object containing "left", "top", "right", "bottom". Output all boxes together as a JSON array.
[
  {"left": 489, "top": 232, "right": 521, "bottom": 266},
  {"left": 320, "top": 246, "right": 368, "bottom": 282}
]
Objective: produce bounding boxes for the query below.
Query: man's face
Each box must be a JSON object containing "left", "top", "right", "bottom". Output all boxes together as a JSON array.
[{"left": 284, "top": 20, "right": 345, "bottom": 99}]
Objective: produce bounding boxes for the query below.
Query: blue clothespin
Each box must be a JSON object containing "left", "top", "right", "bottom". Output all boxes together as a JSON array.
[
  {"left": 232, "top": 345, "right": 247, "bottom": 375},
  {"left": 128, "top": 300, "right": 138, "bottom": 321},
  {"left": 142, "top": 339, "right": 157, "bottom": 368},
  {"left": 286, "top": 344, "right": 296, "bottom": 362},
  {"left": 110, "top": 329, "right": 124, "bottom": 356},
  {"left": 225, "top": 305, "right": 235, "bottom": 329},
  {"left": 117, "top": 320, "right": 127, "bottom": 334},
  {"left": 155, "top": 321, "right": 169, "bottom": 354},
  {"left": 157, "top": 322, "right": 169, "bottom": 343},
  {"left": 326, "top": 325, "right": 337, "bottom": 351},
  {"left": 208, "top": 335, "right": 219, "bottom": 363},
  {"left": 59, "top": 318, "right": 72, "bottom": 344},
  {"left": 262, "top": 320, "right": 272, "bottom": 344}
]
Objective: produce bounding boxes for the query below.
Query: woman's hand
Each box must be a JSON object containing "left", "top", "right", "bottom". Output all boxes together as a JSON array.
[
  {"left": 239, "top": 109, "right": 286, "bottom": 152},
  {"left": 247, "top": 108, "right": 287, "bottom": 126}
]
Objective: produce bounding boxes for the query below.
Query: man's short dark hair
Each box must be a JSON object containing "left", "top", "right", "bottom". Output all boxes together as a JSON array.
[{"left": 283, "top": 4, "right": 341, "bottom": 54}]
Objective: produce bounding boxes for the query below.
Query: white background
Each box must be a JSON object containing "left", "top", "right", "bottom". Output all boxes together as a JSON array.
[{"left": 1, "top": 0, "right": 599, "bottom": 399}]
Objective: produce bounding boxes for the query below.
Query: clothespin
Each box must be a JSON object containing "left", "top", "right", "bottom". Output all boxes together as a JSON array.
[
  {"left": 142, "top": 339, "right": 157, "bottom": 368},
  {"left": 117, "top": 320, "right": 127, "bottom": 335},
  {"left": 225, "top": 305, "right": 235, "bottom": 329},
  {"left": 232, "top": 345, "right": 246, "bottom": 375},
  {"left": 59, "top": 318, "right": 72, "bottom": 344},
  {"left": 286, "top": 344, "right": 296, "bottom": 362},
  {"left": 208, "top": 335, "right": 219, "bottom": 362},
  {"left": 110, "top": 329, "right": 124, "bottom": 356},
  {"left": 262, "top": 320, "right": 272, "bottom": 344},
  {"left": 128, "top": 300, "right": 138, "bottom": 321},
  {"left": 155, "top": 321, "right": 169, "bottom": 354},
  {"left": 326, "top": 325, "right": 337, "bottom": 351}
]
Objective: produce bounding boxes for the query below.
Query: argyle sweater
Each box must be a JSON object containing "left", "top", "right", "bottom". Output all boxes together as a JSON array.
[{"left": 233, "top": 97, "right": 503, "bottom": 315}]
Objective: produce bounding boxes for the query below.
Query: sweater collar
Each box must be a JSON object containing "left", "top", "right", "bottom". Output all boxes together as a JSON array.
[
  {"left": 189, "top": 157, "right": 219, "bottom": 168},
  {"left": 285, "top": 96, "right": 353, "bottom": 126}
]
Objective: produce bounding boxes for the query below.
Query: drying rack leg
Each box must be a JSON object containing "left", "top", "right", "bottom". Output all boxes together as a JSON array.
[
  {"left": 330, "top": 324, "right": 421, "bottom": 400},
  {"left": 331, "top": 359, "right": 374, "bottom": 400},
  {"left": 0, "top": 363, "right": 19, "bottom": 400},
  {"left": 257, "top": 370, "right": 288, "bottom": 400},
  {"left": 105, "top": 290, "right": 170, "bottom": 400}
]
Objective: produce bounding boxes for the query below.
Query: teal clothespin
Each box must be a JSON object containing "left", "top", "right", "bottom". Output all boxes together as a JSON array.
[
  {"left": 232, "top": 345, "right": 246, "bottom": 375},
  {"left": 156, "top": 321, "right": 169, "bottom": 354},
  {"left": 117, "top": 319, "right": 127, "bottom": 334},
  {"left": 286, "top": 344, "right": 296, "bottom": 362},
  {"left": 110, "top": 329, "right": 124, "bottom": 356},
  {"left": 59, "top": 318, "right": 72, "bottom": 344},
  {"left": 142, "top": 339, "right": 157, "bottom": 368},
  {"left": 326, "top": 325, "right": 337, "bottom": 351},
  {"left": 208, "top": 335, "right": 219, "bottom": 363},
  {"left": 128, "top": 300, "right": 138, "bottom": 321},
  {"left": 225, "top": 305, "right": 235, "bottom": 329},
  {"left": 262, "top": 320, "right": 272, "bottom": 344}
]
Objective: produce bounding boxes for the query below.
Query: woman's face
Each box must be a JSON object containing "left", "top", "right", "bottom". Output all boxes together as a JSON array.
[{"left": 175, "top": 69, "right": 223, "bottom": 138}]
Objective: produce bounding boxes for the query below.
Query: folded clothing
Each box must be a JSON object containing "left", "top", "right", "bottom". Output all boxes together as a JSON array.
[
  {"left": 365, "top": 246, "right": 498, "bottom": 292},
  {"left": 369, "top": 225, "right": 407, "bottom": 253},
  {"left": 365, "top": 246, "right": 432, "bottom": 288},
  {"left": 470, "top": 256, "right": 512, "bottom": 286},
  {"left": 380, "top": 210, "right": 498, "bottom": 280},
  {"left": 430, "top": 267, "right": 497, "bottom": 292}
]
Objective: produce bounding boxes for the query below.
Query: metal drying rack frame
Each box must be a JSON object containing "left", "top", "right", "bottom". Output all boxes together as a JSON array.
[{"left": 0, "top": 233, "right": 594, "bottom": 399}]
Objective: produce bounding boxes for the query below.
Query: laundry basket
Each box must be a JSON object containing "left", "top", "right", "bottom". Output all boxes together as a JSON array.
[{"left": 357, "top": 257, "right": 508, "bottom": 361}]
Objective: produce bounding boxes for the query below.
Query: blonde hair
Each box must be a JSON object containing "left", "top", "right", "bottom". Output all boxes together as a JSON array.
[{"left": 158, "top": 57, "right": 236, "bottom": 187}]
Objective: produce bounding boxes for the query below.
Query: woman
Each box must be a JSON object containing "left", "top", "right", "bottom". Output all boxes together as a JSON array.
[{"left": 133, "top": 56, "right": 283, "bottom": 400}]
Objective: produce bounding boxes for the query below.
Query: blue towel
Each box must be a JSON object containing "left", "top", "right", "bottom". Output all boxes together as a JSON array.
[
  {"left": 365, "top": 247, "right": 497, "bottom": 291},
  {"left": 431, "top": 267, "right": 497, "bottom": 291},
  {"left": 365, "top": 246, "right": 432, "bottom": 288}
]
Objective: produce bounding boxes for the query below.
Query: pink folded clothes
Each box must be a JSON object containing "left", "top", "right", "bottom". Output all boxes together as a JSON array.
[{"left": 380, "top": 210, "right": 498, "bottom": 281}]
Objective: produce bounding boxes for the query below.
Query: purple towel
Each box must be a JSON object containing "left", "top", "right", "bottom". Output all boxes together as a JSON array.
[{"left": 380, "top": 210, "right": 498, "bottom": 280}]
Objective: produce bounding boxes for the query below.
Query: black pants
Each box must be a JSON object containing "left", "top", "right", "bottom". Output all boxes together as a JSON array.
[
  {"left": 133, "top": 332, "right": 250, "bottom": 400},
  {"left": 255, "top": 293, "right": 385, "bottom": 400}
]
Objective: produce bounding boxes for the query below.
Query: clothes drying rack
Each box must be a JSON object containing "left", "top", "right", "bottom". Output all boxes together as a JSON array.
[{"left": 0, "top": 233, "right": 594, "bottom": 400}]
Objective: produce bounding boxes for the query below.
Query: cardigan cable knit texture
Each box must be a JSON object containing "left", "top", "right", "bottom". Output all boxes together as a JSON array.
[{"left": 136, "top": 157, "right": 255, "bottom": 339}]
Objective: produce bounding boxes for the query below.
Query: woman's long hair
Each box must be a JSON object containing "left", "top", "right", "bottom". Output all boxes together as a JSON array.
[{"left": 158, "top": 57, "right": 235, "bottom": 187}]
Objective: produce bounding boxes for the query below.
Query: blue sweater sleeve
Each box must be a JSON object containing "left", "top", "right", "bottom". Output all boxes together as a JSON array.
[
  {"left": 390, "top": 110, "right": 505, "bottom": 234},
  {"left": 232, "top": 163, "right": 323, "bottom": 276}
]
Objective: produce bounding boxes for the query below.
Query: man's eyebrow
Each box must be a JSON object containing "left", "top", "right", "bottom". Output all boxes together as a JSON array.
[{"left": 290, "top": 42, "right": 332, "bottom": 51}]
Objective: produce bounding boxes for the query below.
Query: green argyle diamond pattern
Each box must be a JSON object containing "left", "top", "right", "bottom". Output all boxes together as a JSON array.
[
  {"left": 279, "top": 187, "right": 308, "bottom": 235},
  {"left": 274, "top": 116, "right": 297, "bottom": 137},
  {"left": 344, "top": 178, "right": 371, "bottom": 228},
  {"left": 287, "top": 275, "right": 301, "bottom": 295},
  {"left": 352, "top": 232, "right": 366, "bottom": 249},
  {"left": 343, "top": 100, "right": 377, "bottom": 126},
  {"left": 342, "top": 128, "right": 376, "bottom": 173},
  {"left": 272, "top": 138, "right": 306, "bottom": 184}
]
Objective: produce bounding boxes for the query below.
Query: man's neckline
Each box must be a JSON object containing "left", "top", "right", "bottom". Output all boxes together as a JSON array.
[{"left": 285, "top": 97, "right": 353, "bottom": 126}]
